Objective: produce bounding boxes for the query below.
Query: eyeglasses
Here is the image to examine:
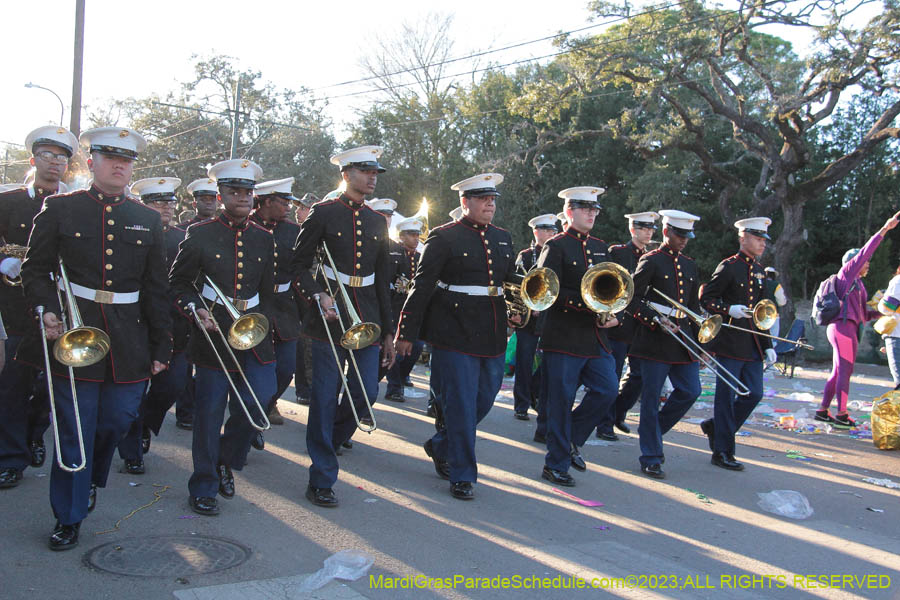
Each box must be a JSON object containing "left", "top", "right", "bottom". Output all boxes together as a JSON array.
[{"left": 34, "top": 150, "right": 69, "bottom": 163}]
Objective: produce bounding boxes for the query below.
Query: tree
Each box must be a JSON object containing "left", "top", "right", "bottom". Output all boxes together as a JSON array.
[{"left": 511, "top": 0, "right": 900, "bottom": 316}]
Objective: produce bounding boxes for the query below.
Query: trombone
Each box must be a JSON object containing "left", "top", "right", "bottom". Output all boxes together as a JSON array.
[
  {"left": 186, "top": 275, "right": 271, "bottom": 431},
  {"left": 0, "top": 243, "right": 27, "bottom": 286},
  {"left": 315, "top": 240, "right": 381, "bottom": 433},
  {"left": 505, "top": 266, "right": 561, "bottom": 327},
  {"left": 35, "top": 258, "right": 111, "bottom": 472},
  {"left": 581, "top": 262, "right": 633, "bottom": 323},
  {"left": 717, "top": 299, "right": 815, "bottom": 350},
  {"left": 646, "top": 288, "right": 750, "bottom": 397}
]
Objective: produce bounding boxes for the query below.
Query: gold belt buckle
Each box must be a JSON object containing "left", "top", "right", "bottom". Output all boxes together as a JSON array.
[
  {"left": 487, "top": 286, "right": 500, "bottom": 297},
  {"left": 93, "top": 289, "right": 115, "bottom": 304},
  {"left": 233, "top": 298, "right": 249, "bottom": 311},
  {"left": 347, "top": 275, "right": 364, "bottom": 288}
]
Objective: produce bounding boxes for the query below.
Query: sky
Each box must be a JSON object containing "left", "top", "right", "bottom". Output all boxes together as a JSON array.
[{"left": 0, "top": 0, "right": 597, "bottom": 150}]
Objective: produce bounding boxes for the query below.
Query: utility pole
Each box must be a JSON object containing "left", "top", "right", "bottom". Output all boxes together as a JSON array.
[
  {"left": 3, "top": 149, "right": 8, "bottom": 183},
  {"left": 229, "top": 77, "right": 243, "bottom": 159},
  {"left": 70, "top": 0, "right": 85, "bottom": 137}
]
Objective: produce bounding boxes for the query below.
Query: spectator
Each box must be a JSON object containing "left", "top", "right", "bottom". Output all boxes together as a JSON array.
[{"left": 877, "top": 265, "right": 900, "bottom": 389}]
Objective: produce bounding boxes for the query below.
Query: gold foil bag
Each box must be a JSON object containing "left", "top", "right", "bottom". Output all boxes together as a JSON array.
[{"left": 872, "top": 392, "right": 900, "bottom": 450}]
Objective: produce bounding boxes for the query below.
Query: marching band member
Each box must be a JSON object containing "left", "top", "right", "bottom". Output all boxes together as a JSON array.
[
  {"left": 536, "top": 187, "right": 619, "bottom": 486},
  {"left": 170, "top": 158, "right": 276, "bottom": 516},
  {"left": 0, "top": 126, "right": 78, "bottom": 489},
  {"left": 291, "top": 146, "right": 395, "bottom": 508},
  {"left": 626, "top": 209, "right": 702, "bottom": 479},
  {"left": 698, "top": 218, "right": 774, "bottom": 470},
  {"left": 185, "top": 177, "right": 219, "bottom": 226},
  {"left": 511, "top": 214, "right": 557, "bottom": 421},
  {"left": 292, "top": 192, "right": 316, "bottom": 406},
  {"left": 251, "top": 178, "right": 303, "bottom": 431},
  {"left": 395, "top": 173, "right": 517, "bottom": 500},
  {"left": 384, "top": 216, "right": 424, "bottom": 402},
  {"left": 116, "top": 177, "right": 187, "bottom": 474},
  {"left": 21, "top": 127, "right": 172, "bottom": 549},
  {"left": 595, "top": 211, "right": 658, "bottom": 440}
]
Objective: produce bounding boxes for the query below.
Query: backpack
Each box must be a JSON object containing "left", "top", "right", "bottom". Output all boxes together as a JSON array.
[{"left": 812, "top": 275, "right": 855, "bottom": 326}]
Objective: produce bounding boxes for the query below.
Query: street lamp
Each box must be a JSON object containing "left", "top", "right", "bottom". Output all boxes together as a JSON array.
[{"left": 24, "top": 82, "right": 65, "bottom": 126}]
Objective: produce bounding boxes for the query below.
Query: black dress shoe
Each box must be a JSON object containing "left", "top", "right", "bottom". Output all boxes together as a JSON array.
[
  {"left": 404, "top": 376, "right": 413, "bottom": 387},
  {"left": 614, "top": 420, "right": 631, "bottom": 434},
  {"left": 541, "top": 466, "right": 575, "bottom": 486},
  {"left": 514, "top": 411, "right": 530, "bottom": 421},
  {"left": 175, "top": 418, "right": 193, "bottom": 430},
  {"left": 450, "top": 481, "right": 474, "bottom": 500},
  {"left": 423, "top": 439, "right": 450, "bottom": 480},
  {"left": 306, "top": 485, "right": 339, "bottom": 507},
  {"left": 122, "top": 459, "right": 145, "bottom": 475},
  {"left": 251, "top": 432, "right": 265, "bottom": 451},
  {"left": 342, "top": 441, "right": 353, "bottom": 449},
  {"left": 384, "top": 391, "right": 405, "bottom": 403},
  {"left": 30, "top": 441, "right": 46, "bottom": 467},
  {"left": 0, "top": 468, "right": 23, "bottom": 489},
  {"left": 595, "top": 430, "right": 619, "bottom": 441},
  {"left": 711, "top": 451, "right": 744, "bottom": 471},
  {"left": 700, "top": 419, "right": 715, "bottom": 451},
  {"left": 189, "top": 496, "right": 220, "bottom": 516},
  {"left": 217, "top": 464, "right": 235, "bottom": 498},
  {"left": 570, "top": 443, "right": 586, "bottom": 472},
  {"left": 48, "top": 521, "right": 80, "bottom": 551},
  {"left": 641, "top": 464, "right": 666, "bottom": 479},
  {"left": 87, "top": 484, "right": 97, "bottom": 513},
  {"left": 425, "top": 403, "right": 436, "bottom": 418},
  {"left": 141, "top": 426, "right": 151, "bottom": 454},
  {"left": 296, "top": 395, "right": 310, "bottom": 406},
  {"left": 359, "top": 416, "right": 375, "bottom": 427},
  {"left": 533, "top": 432, "right": 546, "bottom": 444}
]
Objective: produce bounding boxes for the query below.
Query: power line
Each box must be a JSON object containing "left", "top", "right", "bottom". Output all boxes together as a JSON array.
[
  {"left": 307, "top": 0, "right": 777, "bottom": 105},
  {"left": 305, "top": 0, "right": 691, "bottom": 93}
]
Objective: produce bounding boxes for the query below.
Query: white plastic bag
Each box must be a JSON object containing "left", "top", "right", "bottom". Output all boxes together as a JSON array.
[
  {"left": 297, "top": 550, "right": 375, "bottom": 592},
  {"left": 757, "top": 490, "right": 814, "bottom": 519}
]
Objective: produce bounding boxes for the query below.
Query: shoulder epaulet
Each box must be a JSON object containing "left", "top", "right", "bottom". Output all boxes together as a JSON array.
[
  {"left": 547, "top": 232, "right": 566, "bottom": 243},
  {"left": 312, "top": 198, "right": 339, "bottom": 209},
  {"left": 645, "top": 247, "right": 663, "bottom": 256},
  {"left": 489, "top": 223, "right": 509, "bottom": 234},
  {"left": 248, "top": 221, "right": 273, "bottom": 235},
  {"left": 188, "top": 218, "right": 217, "bottom": 230},
  {"left": 588, "top": 235, "right": 605, "bottom": 243},
  {"left": 431, "top": 221, "right": 457, "bottom": 234},
  {"left": 125, "top": 197, "right": 158, "bottom": 214},
  {"left": 723, "top": 254, "right": 740, "bottom": 264},
  {"left": 681, "top": 252, "right": 694, "bottom": 260}
]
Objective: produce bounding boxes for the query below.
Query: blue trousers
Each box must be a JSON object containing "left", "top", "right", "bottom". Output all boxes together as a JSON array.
[
  {"left": 513, "top": 328, "right": 541, "bottom": 414},
  {"left": 543, "top": 351, "right": 618, "bottom": 472},
  {"left": 270, "top": 339, "right": 298, "bottom": 410},
  {"left": 596, "top": 339, "right": 643, "bottom": 434},
  {"left": 427, "top": 348, "right": 504, "bottom": 483},
  {"left": 294, "top": 337, "right": 310, "bottom": 399},
  {"left": 534, "top": 361, "right": 548, "bottom": 438},
  {"left": 386, "top": 340, "right": 424, "bottom": 396},
  {"left": 118, "top": 352, "right": 193, "bottom": 461},
  {"left": 50, "top": 378, "right": 145, "bottom": 525},
  {"left": 189, "top": 355, "right": 275, "bottom": 498},
  {"left": 0, "top": 335, "right": 50, "bottom": 471},
  {"left": 636, "top": 359, "right": 700, "bottom": 467},
  {"left": 713, "top": 356, "right": 763, "bottom": 455},
  {"left": 307, "top": 340, "right": 379, "bottom": 489}
]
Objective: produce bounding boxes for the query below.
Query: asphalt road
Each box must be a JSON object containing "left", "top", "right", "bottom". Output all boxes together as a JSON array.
[{"left": 1, "top": 360, "right": 899, "bottom": 599}]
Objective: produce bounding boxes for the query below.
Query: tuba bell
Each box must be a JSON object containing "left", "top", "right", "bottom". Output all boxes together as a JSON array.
[
  {"left": 505, "top": 267, "right": 560, "bottom": 327},
  {"left": 581, "top": 262, "right": 634, "bottom": 323}
]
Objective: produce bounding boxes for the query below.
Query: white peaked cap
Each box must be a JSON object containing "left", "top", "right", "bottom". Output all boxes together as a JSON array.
[
  {"left": 659, "top": 209, "right": 701, "bottom": 238},
  {"left": 187, "top": 177, "right": 218, "bottom": 196},
  {"left": 131, "top": 177, "right": 181, "bottom": 201},
  {"left": 451, "top": 173, "right": 503, "bottom": 197},
  {"left": 26, "top": 125, "right": 79, "bottom": 156},
  {"left": 208, "top": 158, "right": 263, "bottom": 189},
  {"left": 366, "top": 198, "right": 398, "bottom": 213},
  {"left": 255, "top": 177, "right": 296, "bottom": 200},
  {"left": 330, "top": 145, "right": 385, "bottom": 172},
  {"left": 80, "top": 126, "right": 147, "bottom": 159},
  {"left": 734, "top": 216, "right": 772, "bottom": 240},
  {"left": 528, "top": 213, "right": 559, "bottom": 229}
]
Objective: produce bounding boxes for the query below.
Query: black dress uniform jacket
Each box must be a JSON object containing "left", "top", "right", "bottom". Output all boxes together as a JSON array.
[
  {"left": 0, "top": 185, "right": 54, "bottom": 336},
  {"left": 291, "top": 195, "right": 393, "bottom": 343},
  {"left": 537, "top": 229, "right": 611, "bottom": 357},
  {"left": 607, "top": 240, "right": 646, "bottom": 344},
  {"left": 699, "top": 251, "right": 772, "bottom": 361},
  {"left": 165, "top": 224, "right": 191, "bottom": 354},
  {"left": 398, "top": 216, "right": 517, "bottom": 357},
  {"left": 250, "top": 211, "right": 302, "bottom": 342},
  {"left": 626, "top": 244, "right": 701, "bottom": 364},
  {"left": 20, "top": 186, "right": 173, "bottom": 382},
  {"left": 388, "top": 240, "right": 419, "bottom": 324},
  {"left": 170, "top": 213, "right": 276, "bottom": 370},
  {"left": 514, "top": 243, "right": 544, "bottom": 336}
]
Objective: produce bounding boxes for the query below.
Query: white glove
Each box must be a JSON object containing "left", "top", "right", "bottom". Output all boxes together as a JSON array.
[
  {"left": 774, "top": 284, "right": 787, "bottom": 306},
  {"left": 728, "top": 304, "right": 752, "bottom": 319},
  {"left": 0, "top": 257, "right": 22, "bottom": 279},
  {"left": 765, "top": 348, "right": 777, "bottom": 364}
]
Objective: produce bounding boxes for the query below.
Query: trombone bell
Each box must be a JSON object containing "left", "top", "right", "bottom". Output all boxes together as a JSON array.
[
  {"left": 752, "top": 299, "right": 778, "bottom": 331},
  {"left": 697, "top": 314, "right": 722, "bottom": 344},
  {"left": 228, "top": 313, "right": 270, "bottom": 350},
  {"left": 341, "top": 322, "right": 382, "bottom": 350},
  {"left": 53, "top": 326, "right": 111, "bottom": 367},
  {"left": 521, "top": 267, "right": 559, "bottom": 311},
  {"left": 581, "top": 262, "right": 633, "bottom": 314}
]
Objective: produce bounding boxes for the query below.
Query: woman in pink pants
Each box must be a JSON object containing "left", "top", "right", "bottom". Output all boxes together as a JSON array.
[{"left": 817, "top": 211, "right": 900, "bottom": 428}]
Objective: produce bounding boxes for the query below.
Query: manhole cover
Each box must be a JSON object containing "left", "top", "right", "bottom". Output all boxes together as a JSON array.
[{"left": 85, "top": 535, "right": 250, "bottom": 577}]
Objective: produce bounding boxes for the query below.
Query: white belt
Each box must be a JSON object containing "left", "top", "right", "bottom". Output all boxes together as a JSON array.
[
  {"left": 275, "top": 282, "right": 292, "bottom": 293},
  {"left": 323, "top": 265, "right": 374, "bottom": 287},
  {"left": 202, "top": 284, "right": 259, "bottom": 311},
  {"left": 62, "top": 280, "right": 139, "bottom": 305},
  {"left": 437, "top": 281, "right": 502, "bottom": 297},
  {"left": 648, "top": 301, "right": 683, "bottom": 318}
]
